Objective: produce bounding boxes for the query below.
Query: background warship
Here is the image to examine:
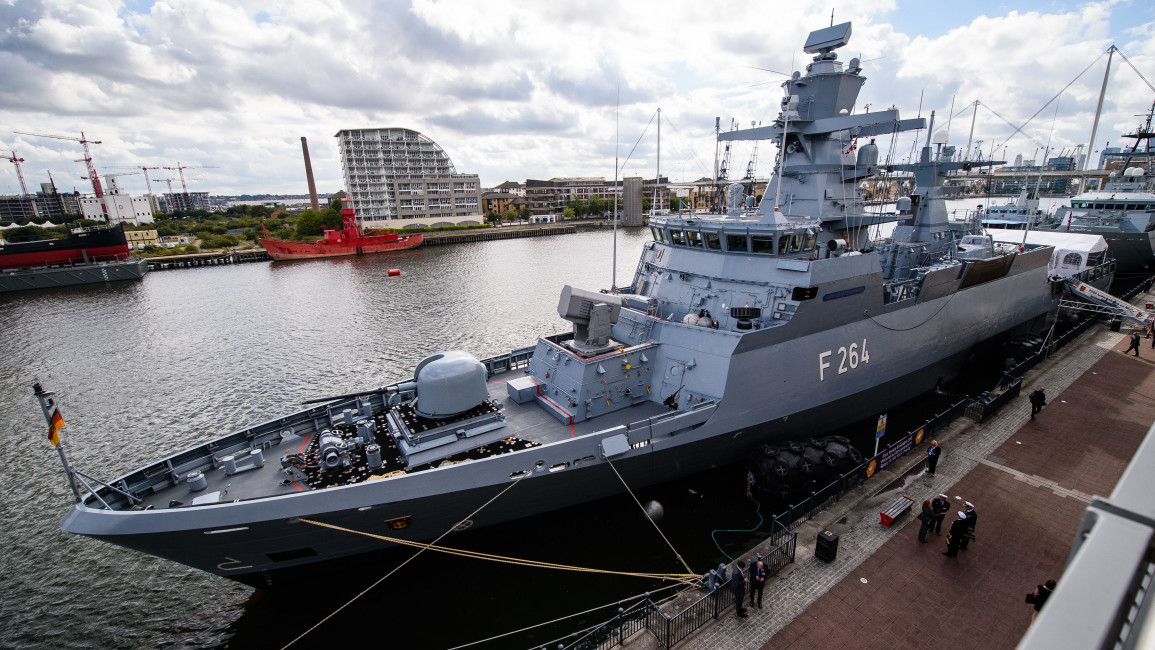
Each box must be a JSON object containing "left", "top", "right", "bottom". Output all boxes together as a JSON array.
[{"left": 49, "top": 22, "right": 1063, "bottom": 587}]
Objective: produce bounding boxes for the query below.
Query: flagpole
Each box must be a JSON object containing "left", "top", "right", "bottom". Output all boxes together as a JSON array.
[{"left": 33, "top": 382, "right": 82, "bottom": 502}]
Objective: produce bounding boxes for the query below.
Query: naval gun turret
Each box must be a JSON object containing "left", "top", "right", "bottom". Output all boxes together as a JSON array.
[{"left": 558, "top": 285, "right": 622, "bottom": 357}]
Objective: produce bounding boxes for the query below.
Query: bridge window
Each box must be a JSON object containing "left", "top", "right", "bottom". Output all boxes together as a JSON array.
[
  {"left": 687, "top": 231, "right": 704, "bottom": 248},
  {"left": 670, "top": 230, "right": 685, "bottom": 246},
  {"left": 802, "top": 231, "right": 816, "bottom": 251},
  {"left": 650, "top": 226, "right": 667, "bottom": 243},
  {"left": 751, "top": 235, "right": 775, "bottom": 254},
  {"left": 726, "top": 234, "right": 748, "bottom": 252},
  {"left": 704, "top": 232, "right": 721, "bottom": 249}
]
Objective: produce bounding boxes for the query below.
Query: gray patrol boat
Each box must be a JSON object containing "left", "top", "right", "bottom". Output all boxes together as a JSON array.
[{"left": 48, "top": 23, "right": 1060, "bottom": 588}]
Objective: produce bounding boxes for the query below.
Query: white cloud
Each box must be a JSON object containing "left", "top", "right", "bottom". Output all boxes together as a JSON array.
[{"left": 0, "top": 0, "right": 1152, "bottom": 197}]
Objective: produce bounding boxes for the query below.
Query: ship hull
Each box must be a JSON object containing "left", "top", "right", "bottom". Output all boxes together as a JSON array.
[
  {"left": 0, "top": 258, "right": 148, "bottom": 293},
  {"left": 258, "top": 234, "right": 422, "bottom": 261},
  {"left": 1097, "top": 231, "right": 1155, "bottom": 273},
  {"left": 58, "top": 250, "right": 1056, "bottom": 586},
  {"left": 0, "top": 224, "right": 132, "bottom": 270}
]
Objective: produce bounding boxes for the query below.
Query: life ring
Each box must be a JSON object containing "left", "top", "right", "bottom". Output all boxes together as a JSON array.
[
  {"left": 914, "top": 428, "right": 924, "bottom": 445},
  {"left": 865, "top": 458, "right": 878, "bottom": 478}
]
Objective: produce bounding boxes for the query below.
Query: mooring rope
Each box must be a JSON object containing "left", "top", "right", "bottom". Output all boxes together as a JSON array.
[
  {"left": 604, "top": 457, "right": 696, "bottom": 577},
  {"left": 281, "top": 474, "right": 529, "bottom": 649},
  {"left": 298, "top": 518, "right": 699, "bottom": 583}
]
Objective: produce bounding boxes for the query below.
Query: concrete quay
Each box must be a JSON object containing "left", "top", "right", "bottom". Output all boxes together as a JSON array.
[{"left": 639, "top": 307, "right": 1154, "bottom": 649}]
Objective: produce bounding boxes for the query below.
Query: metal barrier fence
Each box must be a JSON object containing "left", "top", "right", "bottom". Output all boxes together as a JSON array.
[{"left": 554, "top": 519, "right": 796, "bottom": 650}]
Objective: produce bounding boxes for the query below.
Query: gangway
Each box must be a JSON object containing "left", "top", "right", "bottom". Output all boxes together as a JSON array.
[{"left": 1060, "top": 279, "right": 1153, "bottom": 325}]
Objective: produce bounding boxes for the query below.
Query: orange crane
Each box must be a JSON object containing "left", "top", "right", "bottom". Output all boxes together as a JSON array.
[
  {"left": 3, "top": 150, "right": 28, "bottom": 195},
  {"left": 14, "top": 131, "right": 104, "bottom": 198}
]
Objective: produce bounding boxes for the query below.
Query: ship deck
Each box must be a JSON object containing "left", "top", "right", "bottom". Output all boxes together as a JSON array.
[{"left": 126, "top": 364, "right": 670, "bottom": 512}]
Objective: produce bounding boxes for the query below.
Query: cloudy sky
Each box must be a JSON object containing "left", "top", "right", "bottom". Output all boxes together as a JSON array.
[{"left": 1, "top": 0, "right": 1154, "bottom": 197}]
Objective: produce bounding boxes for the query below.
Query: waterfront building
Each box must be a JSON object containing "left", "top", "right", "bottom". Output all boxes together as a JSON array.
[
  {"left": 163, "top": 191, "right": 211, "bottom": 213},
  {"left": 480, "top": 191, "right": 525, "bottom": 220},
  {"left": 493, "top": 180, "right": 525, "bottom": 196},
  {"left": 335, "top": 127, "right": 482, "bottom": 229},
  {"left": 80, "top": 178, "right": 155, "bottom": 225},
  {"left": 0, "top": 195, "right": 38, "bottom": 222},
  {"left": 124, "top": 229, "right": 160, "bottom": 249}
]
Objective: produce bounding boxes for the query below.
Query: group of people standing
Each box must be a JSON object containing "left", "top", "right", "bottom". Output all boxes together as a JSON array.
[
  {"left": 917, "top": 495, "right": 976, "bottom": 556},
  {"left": 729, "top": 558, "right": 769, "bottom": 618}
]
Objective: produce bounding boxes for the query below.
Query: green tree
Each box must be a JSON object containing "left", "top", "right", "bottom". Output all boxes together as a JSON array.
[
  {"left": 295, "top": 208, "right": 342, "bottom": 237},
  {"left": 563, "top": 207, "right": 575, "bottom": 220},
  {"left": 504, "top": 209, "right": 517, "bottom": 224},
  {"left": 518, "top": 207, "right": 531, "bottom": 220}
]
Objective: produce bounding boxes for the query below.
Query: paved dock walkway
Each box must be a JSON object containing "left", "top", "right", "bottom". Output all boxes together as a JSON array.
[{"left": 661, "top": 316, "right": 1155, "bottom": 649}]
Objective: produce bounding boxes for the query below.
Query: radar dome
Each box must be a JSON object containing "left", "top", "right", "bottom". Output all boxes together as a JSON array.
[{"left": 932, "top": 130, "right": 949, "bottom": 145}]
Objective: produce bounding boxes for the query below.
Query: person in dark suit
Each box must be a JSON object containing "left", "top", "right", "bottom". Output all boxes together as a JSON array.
[
  {"left": 932, "top": 494, "right": 950, "bottom": 535},
  {"left": 960, "top": 502, "right": 977, "bottom": 550},
  {"left": 730, "top": 560, "right": 748, "bottom": 618},
  {"left": 926, "top": 440, "right": 941, "bottom": 476},
  {"left": 917, "top": 499, "right": 934, "bottom": 543},
  {"left": 749, "top": 560, "right": 767, "bottom": 609},
  {"left": 1030, "top": 579, "right": 1057, "bottom": 622},
  {"left": 1029, "top": 388, "right": 1047, "bottom": 420},
  {"left": 943, "top": 511, "right": 968, "bottom": 557},
  {"left": 1126, "top": 331, "right": 1142, "bottom": 356}
]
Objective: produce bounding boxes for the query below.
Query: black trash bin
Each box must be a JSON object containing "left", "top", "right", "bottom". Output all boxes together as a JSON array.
[
  {"left": 816, "top": 529, "right": 839, "bottom": 562},
  {"left": 1110, "top": 317, "right": 1122, "bottom": 332}
]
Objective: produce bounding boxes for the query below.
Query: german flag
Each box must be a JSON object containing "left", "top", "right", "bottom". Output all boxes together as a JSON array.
[{"left": 48, "top": 408, "right": 64, "bottom": 447}]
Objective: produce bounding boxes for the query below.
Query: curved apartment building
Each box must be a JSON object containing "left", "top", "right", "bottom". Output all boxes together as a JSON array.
[{"left": 335, "top": 127, "right": 482, "bottom": 229}]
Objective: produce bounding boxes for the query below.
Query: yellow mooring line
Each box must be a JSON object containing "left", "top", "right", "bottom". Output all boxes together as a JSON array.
[{"left": 298, "top": 518, "right": 700, "bottom": 584}]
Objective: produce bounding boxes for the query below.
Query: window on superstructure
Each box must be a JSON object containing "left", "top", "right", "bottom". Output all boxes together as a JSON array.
[
  {"left": 687, "top": 231, "right": 704, "bottom": 247},
  {"left": 726, "top": 234, "right": 748, "bottom": 252},
  {"left": 802, "top": 231, "right": 816, "bottom": 251},
  {"left": 1061, "top": 252, "right": 1083, "bottom": 269},
  {"left": 704, "top": 232, "right": 721, "bottom": 249},
  {"left": 670, "top": 230, "right": 685, "bottom": 246},
  {"left": 650, "top": 226, "right": 667, "bottom": 243},
  {"left": 751, "top": 235, "right": 774, "bottom": 254},
  {"left": 777, "top": 235, "right": 791, "bottom": 255}
]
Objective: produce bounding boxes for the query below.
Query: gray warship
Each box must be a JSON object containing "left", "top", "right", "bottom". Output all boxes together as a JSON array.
[
  {"left": 49, "top": 23, "right": 1061, "bottom": 588},
  {"left": 1043, "top": 103, "right": 1155, "bottom": 273}
]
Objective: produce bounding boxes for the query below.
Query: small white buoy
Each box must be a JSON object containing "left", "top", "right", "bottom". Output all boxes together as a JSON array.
[
  {"left": 644, "top": 500, "right": 664, "bottom": 522},
  {"left": 860, "top": 577, "right": 868, "bottom": 584}
]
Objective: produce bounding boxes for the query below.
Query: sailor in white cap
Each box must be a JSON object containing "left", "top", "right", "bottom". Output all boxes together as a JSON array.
[
  {"left": 960, "top": 501, "right": 977, "bottom": 550},
  {"left": 944, "top": 510, "right": 969, "bottom": 557},
  {"left": 931, "top": 493, "right": 950, "bottom": 535}
]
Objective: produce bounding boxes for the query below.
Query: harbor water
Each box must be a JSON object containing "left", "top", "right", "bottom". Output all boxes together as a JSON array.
[{"left": 0, "top": 221, "right": 1023, "bottom": 648}]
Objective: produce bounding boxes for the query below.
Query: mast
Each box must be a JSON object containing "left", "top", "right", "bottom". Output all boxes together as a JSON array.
[
  {"left": 1081, "top": 45, "right": 1116, "bottom": 192},
  {"left": 612, "top": 87, "right": 619, "bottom": 290},
  {"left": 965, "top": 100, "right": 979, "bottom": 163},
  {"left": 654, "top": 107, "right": 661, "bottom": 216}
]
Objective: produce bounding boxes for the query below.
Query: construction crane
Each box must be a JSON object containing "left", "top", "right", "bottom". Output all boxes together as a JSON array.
[
  {"left": 13, "top": 131, "right": 104, "bottom": 198},
  {"left": 4, "top": 150, "right": 28, "bottom": 195},
  {"left": 109, "top": 165, "right": 162, "bottom": 195},
  {"left": 163, "top": 162, "right": 218, "bottom": 194}
]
